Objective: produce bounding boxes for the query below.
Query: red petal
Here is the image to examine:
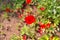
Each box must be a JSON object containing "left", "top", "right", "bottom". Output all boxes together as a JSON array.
[
  {"left": 26, "top": 0, "right": 31, "bottom": 4},
  {"left": 40, "top": 24, "right": 46, "bottom": 29},
  {"left": 46, "top": 23, "right": 51, "bottom": 28}
]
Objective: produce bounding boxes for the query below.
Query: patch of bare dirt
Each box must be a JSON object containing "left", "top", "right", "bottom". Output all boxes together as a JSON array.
[{"left": 0, "top": 16, "right": 20, "bottom": 40}]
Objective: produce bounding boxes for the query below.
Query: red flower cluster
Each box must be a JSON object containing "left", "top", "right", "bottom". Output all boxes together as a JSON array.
[
  {"left": 39, "top": 22, "right": 51, "bottom": 29},
  {"left": 25, "top": 15, "right": 36, "bottom": 24},
  {"left": 40, "top": 24, "right": 46, "bottom": 29},
  {"left": 26, "top": 0, "right": 31, "bottom": 4},
  {"left": 38, "top": 22, "right": 51, "bottom": 34}
]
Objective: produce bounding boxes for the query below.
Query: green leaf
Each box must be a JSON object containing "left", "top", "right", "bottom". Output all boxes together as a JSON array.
[
  {"left": 20, "top": 25, "right": 29, "bottom": 35},
  {"left": 10, "top": 34, "right": 19, "bottom": 40},
  {"left": 48, "top": 26, "right": 54, "bottom": 32},
  {"left": 1, "top": 4, "right": 6, "bottom": 10},
  {"left": 2, "top": 12, "right": 8, "bottom": 18},
  {"left": 39, "top": 35, "right": 49, "bottom": 40},
  {"left": 53, "top": 36, "right": 60, "bottom": 40}
]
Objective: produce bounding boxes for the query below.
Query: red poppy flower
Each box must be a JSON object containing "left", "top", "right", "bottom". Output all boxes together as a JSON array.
[
  {"left": 26, "top": 0, "right": 31, "bottom": 4},
  {"left": 5, "top": 8, "right": 10, "bottom": 12},
  {"left": 25, "top": 15, "right": 36, "bottom": 24},
  {"left": 23, "top": 34, "right": 27, "bottom": 40},
  {"left": 40, "top": 7, "right": 45, "bottom": 11}
]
